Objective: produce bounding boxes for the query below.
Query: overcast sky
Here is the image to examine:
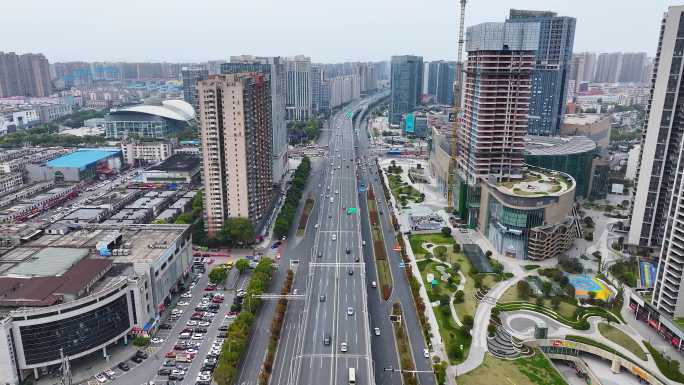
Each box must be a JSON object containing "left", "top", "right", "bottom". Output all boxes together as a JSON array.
[{"left": 3, "top": 0, "right": 682, "bottom": 63}]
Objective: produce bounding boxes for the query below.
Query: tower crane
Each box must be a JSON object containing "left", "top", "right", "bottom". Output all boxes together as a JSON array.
[{"left": 447, "top": 0, "right": 467, "bottom": 208}]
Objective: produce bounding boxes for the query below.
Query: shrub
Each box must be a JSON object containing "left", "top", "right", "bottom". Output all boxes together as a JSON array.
[
  {"left": 462, "top": 315, "right": 474, "bottom": 329},
  {"left": 441, "top": 227, "right": 452, "bottom": 236},
  {"left": 453, "top": 290, "right": 465, "bottom": 303},
  {"left": 517, "top": 280, "right": 531, "bottom": 300},
  {"left": 133, "top": 336, "right": 150, "bottom": 347},
  {"left": 452, "top": 243, "right": 461, "bottom": 253}
]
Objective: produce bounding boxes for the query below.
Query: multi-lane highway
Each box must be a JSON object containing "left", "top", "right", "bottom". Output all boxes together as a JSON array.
[{"left": 271, "top": 101, "right": 373, "bottom": 385}]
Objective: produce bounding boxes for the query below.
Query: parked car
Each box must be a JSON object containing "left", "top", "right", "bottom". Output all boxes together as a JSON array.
[{"left": 117, "top": 362, "right": 130, "bottom": 371}]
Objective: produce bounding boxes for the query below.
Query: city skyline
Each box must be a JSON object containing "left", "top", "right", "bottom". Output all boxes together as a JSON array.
[{"left": 3, "top": 0, "right": 680, "bottom": 63}]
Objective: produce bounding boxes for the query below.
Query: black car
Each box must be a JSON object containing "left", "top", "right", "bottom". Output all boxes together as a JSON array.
[
  {"left": 218, "top": 325, "right": 229, "bottom": 331},
  {"left": 131, "top": 356, "right": 143, "bottom": 364},
  {"left": 159, "top": 323, "right": 172, "bottom": 330},
  {"left": 345, "top": 248, "right": 351, "bottom": 254},
  {"left": 194, "top": 327, "right": 208, "bottom": 333},
  {"left": 348, "top": 269, "right": 354, "bottom": 275},
  {"left": 157, "top": 369, "right": 172, "bottom": 376},
  {"left": 168, "top": 374, "right": 184, "bottom": 381},
  {"left": 317, "top": 252, "right": 322, "bottom": 258},
  {"left": 117, "top": 362, "right": 130, "bottom": 371},
  {"left": 218, "top": 332, "right": 228, "bottom": 338},
  {"left": 135, "top": 350, "right": 148, "bottom": 359},
  {"left": 323, "top": 334, "right": 331, "bottom": 345},
  {"left": 354, "top": 256, "right": 360, "bottom": 262}
]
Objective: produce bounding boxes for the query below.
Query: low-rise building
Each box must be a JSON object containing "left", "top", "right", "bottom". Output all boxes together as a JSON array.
[
  {"left": 561, "top": 114, "right": 611, "bottom": 148},
  {"left": 142, "top": 154, "right": 200, "bottom": 184},
  {"left": 478, "top": 165, "right": 580, "bottom": 261},
  {"left": 0, "top": 172, "right": 23, "bottom": 196},
  {"left": 402, "top": 111, "right": 429, "bottom": 138},
  {"left": 0, "top": 224, "right": 192, "bottom": 385},
  {"left": 121, "top": 139, "right": 176, "bottom": 166},
  {"left": 36, "top": 103, "right": 73, "bottom": 124},
  {"left": 26, "top": 148, "right": 123, "bottom": 183}
]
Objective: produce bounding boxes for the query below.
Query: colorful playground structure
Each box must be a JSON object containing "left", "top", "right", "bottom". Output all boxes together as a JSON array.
[
  {"left": 568, "top": 274, "right": 615, "bottom": 301},
  {"left": 639, "top": 260, "right": 656, "bottom": 288}
]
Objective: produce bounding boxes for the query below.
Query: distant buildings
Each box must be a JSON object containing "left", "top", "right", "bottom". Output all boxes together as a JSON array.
[
  {"left": 507, "top": 9, "right": 576, "bottom": 136},
  {"left": 181, "top": 67, "right": 209, "bottom": 112},
  {"left": 104, "top": 99, "right": 195, "bottom": 139},
  {"left": 426, "top": 61, "right": 456, "bottom": 105},
  {"left": 389, "top": 55, "right": 423, "bottom": 125},
  {"left": 285, "top": 55, "right": 312, "bottom": 121},
  {"left": 198, "top": 74, "right": 273, "bottom": 237},
  {"left": 0, "top": 52, "right": 52, "bottom": 97},
  {"left": 561, "top": 113, "right": 611, "bottom": 148}
]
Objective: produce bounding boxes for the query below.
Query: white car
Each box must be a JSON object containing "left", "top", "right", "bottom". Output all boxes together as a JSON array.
[
  {"left": 178, "top": 301, "right": 189, "bottom": 306},
  {"left": 197, "top": 374, "right": 211, "bottom": 382},
  {"left": 186, "top": 348, "right": 198, "bottom": 354},
  {"left": 191, "top": 333, "right": 204, "bottom": 340},
  {"left": 181, "top": 293, "right": 192, "bottom": 298},
  {"left": 199, "top": 321, "right": 211, "bottom": 327},
  {"left": 104, "top": 369, "right": 116, "bottom": 379},
  {"left": 95, "top": 374, "right": 107, "bottom": 383},
  {"left": 179, "top": 332, "right": 191, "bottom": 339},
  {"left": 331, "top": 234, "right": 337, "bottom": 241},
  {"left": 150, "top": 338, "right": 164, "bottom": 344},
  {"left": 371, "top": 281, "right": 377, "bottom": 288},
  {"left": 171, "top": 369, "right": 186, "bottom": 376},
  {"left": 340, "top": 342, "right": 348, "bottom": 353},
  {"left": 423, "top": 348, "right": 430, "bottom": 358},
  {"left": 186, "top": 320, "right": 198, "bottom": 326},
  {"left": 347, "top": 307, "right": 354, "bottom": 316},
  {"left": 374, "top": 328, "right": 381, "bottom": 336}
]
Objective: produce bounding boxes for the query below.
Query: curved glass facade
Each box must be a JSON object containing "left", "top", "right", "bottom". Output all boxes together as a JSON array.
[
  {"left": 485, "top": 196, "right": 545, "bottom": 260},
  {"left": 19, "top": 295, "right": 130, "bottom": 365}
]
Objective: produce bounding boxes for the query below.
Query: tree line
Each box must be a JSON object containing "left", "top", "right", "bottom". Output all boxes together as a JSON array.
[{"left": 273, "top": 156, "right": 312, "bottom": 238}]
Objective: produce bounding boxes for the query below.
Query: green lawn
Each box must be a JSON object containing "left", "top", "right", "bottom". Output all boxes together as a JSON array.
[
  {"left": 458, "top": 351, "right": 568, "bottom": 385},
  {"left": 409, "top": 234, "right": 455, "bottom": 258},
  {"left": 644, "top": 341, "right": 684, "bottom": 382},
  {"left": 597, "top": 323, "right": 646, "bottom": 360},
  {"left": 497, "top": 302, "right": 621, "bottom": 330},
  {"left": 387, "top": 173, "right": 424, "bottom": 204},
  {"left": 499, "top": 284, "right": 577, "bottom": 319}
]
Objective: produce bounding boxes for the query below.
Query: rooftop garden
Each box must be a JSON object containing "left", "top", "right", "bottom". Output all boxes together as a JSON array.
[{"left": 496, "top": 168, "right": 573, "bottom": 197}]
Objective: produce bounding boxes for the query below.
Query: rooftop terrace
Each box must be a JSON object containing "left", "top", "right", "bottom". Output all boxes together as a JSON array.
[{"left": 495, "top": 167, "right": 574, "bottom": 197}]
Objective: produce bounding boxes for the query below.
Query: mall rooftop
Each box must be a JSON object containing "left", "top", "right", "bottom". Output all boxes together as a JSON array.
[{"left": 493, "top": 166, "right": 575, "bottom": 198}]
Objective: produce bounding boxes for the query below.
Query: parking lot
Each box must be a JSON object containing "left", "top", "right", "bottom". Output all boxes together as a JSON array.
[{"left": 98, "top": 263, "right": 247, "bottom": 385}]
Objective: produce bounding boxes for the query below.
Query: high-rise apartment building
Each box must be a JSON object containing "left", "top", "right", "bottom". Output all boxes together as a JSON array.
[
  {"left": 630, "top": 5, "right": 684, "bottom": 318},
  {"left": 0, "top": 52, "right": 51, "bottom": 97},
  {"left": 198, "top": 74, "right": 273, "bottom": 238},
  {"left": 311, "top": 64, "right": 323, "bottom": 114},
  {"left": 181, "top": 67, "right": 209, "bottom": 112},
  {"left": 619, "top": 52, "right": 648, "bottom": 83},
  {"left": 595, "top": 52, "right": 623, "bottom": 83},
  {"left": 457, "top": 22, "right": 538, "bottom": 181},
  {"left": 507, "top": 9, "right": 576, "bottom": 136},
  {"left": 285, "top": 55, "right": 312, "bottom": 121},
  {"left": 221, "top": 56, "right": 288, "bottom": 185},
  {"left": 425, "top": 61, "right": 456, "bottom": 105},
  {"left": 389, "top": 55, "right": 423, "bottom": 125}
]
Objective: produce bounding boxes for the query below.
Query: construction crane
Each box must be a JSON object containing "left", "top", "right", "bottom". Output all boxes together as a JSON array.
[{"left": 446, "top": 0, "right": 468, "bottom": 209}]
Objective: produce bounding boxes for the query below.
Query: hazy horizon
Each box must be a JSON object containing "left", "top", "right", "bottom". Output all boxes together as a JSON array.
[{"left": 3, "top": 0, "right": 680, "bottom": 63}]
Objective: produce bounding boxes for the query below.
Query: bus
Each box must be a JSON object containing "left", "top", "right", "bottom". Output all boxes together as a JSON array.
[{"left": 348, "top": 368, "right": 356, "bottom": 384}]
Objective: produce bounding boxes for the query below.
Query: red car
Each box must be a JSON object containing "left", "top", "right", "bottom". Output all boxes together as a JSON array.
[
  {"left": 204, "top": 286, "right": 215, "bottom": 291},
  {"left": 165, "top": 351, "right": 176, "bottom": 358},
  {"left": 212, "top": 297, "right": 223, "bottom": 303}
]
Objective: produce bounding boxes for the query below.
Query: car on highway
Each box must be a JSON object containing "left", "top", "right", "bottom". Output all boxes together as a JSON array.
[
  {"left": 317, "top": 251, "right": 322, "bottom": 258},
  {"left": 324, "top": 334, "right": 331, "bottom": 345},
  {"left": 348, "top": 269, "right": 353, "bottom": 275},
  {"left": 345, "top": 248, "right": 350, "bottom": 254},
  {"left": 347, "top": 307, "right": 354, "bottom": 316},
  {"left": 159, "top": 323, "right": 172, "bottom": 329},
  {"left": 319, "top": 294, "right": 326, "bottom": 302},
  {"left": 371, "top": 281, "right": 377, "bottom": 288},
  {"left": 374, "top": 328, "right": 381, "bottom": 336},
  {"left": 331, "top": 234, "right": 337, "bottom": 241},
  {"left": 340, "top": 342, "right": 348, "bottom": 352},
  {"left": 362, "top": 240, "right": 366, "bottom": 246},
  {"left": 423, "top": 348, "right": 430, "bottom": 358}
]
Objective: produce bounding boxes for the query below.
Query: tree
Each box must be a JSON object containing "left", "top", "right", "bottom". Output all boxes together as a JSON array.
[
  {"left": 541, "top": 281, "right": 553, "bottom": 298},
  {"left": 441, "top": 227, "right": 452, "bottom": 236},
  {"left": 434, "top": 246, "right": 447, "bottom": 261},
  {"left": 453, "top": 290, "right": 465, "bottom": 304},
  {"left": 235, "top": 259, "right": 250, "bottom": 273},
  {"left": 485, "top": 250, "right": 493, "bottom": 258},
  {"left": 462, "top": 315, "right": 474, "bottom": 329},
  {"left": 218, "top": 218, "right": 256, "bottom": 247},
  {"left": 551, "top": 296, "right": 561, "bottom": 310},
  {"left": 517, "top": 280, "right": 531, "bottom": 300},
  {"left": 452, "top": 243, "right": 461, "bottom": 253},
  {"left": 209, "top": 267, "right": 228, "bottom": 284},
  {"left": 536, "top": 296, "right": 545, "bottom": 306},
  {"left": 133, "top": 336, "right": 150, "bottom": 347},
  {"left": 439, "top": 294, "right": 450, "bottom": 306}
]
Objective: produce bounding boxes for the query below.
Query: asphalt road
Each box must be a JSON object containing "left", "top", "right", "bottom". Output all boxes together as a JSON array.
[
  {"left": 354, "top": 108, "right": 436, "bottom": 385},
  {"left": 270, "top": 101, "right": 374, "bottom": 385}
]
